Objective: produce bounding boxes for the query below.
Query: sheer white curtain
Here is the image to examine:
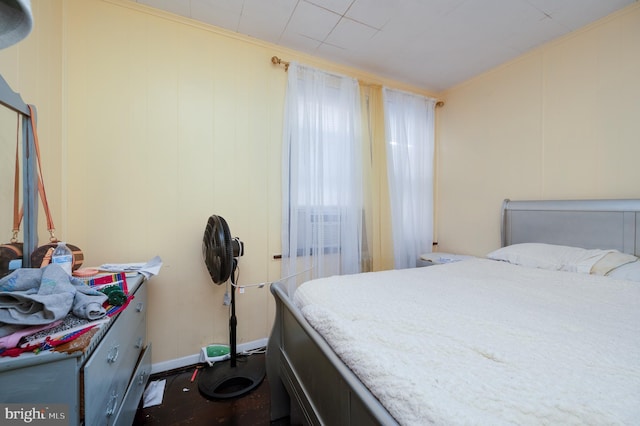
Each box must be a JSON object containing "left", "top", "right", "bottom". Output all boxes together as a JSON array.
[
  {"left": 382, "top": 87, "right": 436, "bottom": 269},
  {"left": 282, "top": 62, "right": 363, "bottom": 294}
]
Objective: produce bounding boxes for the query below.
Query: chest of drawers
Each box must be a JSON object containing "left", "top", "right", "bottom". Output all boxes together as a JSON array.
[{"left": 0, "top": 274, "right": 151, "bottom": 425}]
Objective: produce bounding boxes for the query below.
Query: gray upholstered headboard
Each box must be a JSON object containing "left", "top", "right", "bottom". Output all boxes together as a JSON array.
[{"left": 501, "top": 199, "right": 640, "bottom": 257}]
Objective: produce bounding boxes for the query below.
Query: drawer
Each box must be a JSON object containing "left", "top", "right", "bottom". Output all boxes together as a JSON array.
[
  {"left": 83, "top": 285, "right": 147, "bottom": 425},
  {"left": 113, "top": 343, "right": 152, "bottom": 426},
  {"left": 0, "top": 356, "right": 80, "bottom": 426}
]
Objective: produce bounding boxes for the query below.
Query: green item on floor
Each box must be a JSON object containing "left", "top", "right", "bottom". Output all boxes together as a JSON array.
[{"left": 206, "top": 345, "right": 230, "bottom": 357}]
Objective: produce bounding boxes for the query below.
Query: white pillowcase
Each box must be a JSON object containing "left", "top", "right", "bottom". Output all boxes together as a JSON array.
[
  {"left": 487, "top": 243, "right": 640, "bottom": 281},
  {"left": 487, "top": 243, "right": 615, "bottom": 273},
  {"left": 607, "top": 260, "right": 640, "bottom": 282}
]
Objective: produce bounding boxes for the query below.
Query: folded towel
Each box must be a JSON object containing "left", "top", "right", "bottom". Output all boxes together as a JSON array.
[{"left": 591, "top": 251, "right": 639, "bottom": 276}]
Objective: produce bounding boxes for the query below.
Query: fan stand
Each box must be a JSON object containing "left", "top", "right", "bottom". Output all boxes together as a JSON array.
[{"left": 198, "top": 259, "right": 265, "bottom": 399}]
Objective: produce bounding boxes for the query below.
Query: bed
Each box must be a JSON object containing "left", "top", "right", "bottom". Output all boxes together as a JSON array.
[{"left": 266, "top": 199, "right": 640, "bottom": 425}]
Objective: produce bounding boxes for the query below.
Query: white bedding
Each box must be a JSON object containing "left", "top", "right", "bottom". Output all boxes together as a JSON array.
[{"left": 294, "top": 258, "right": 640, "bottom": 425}]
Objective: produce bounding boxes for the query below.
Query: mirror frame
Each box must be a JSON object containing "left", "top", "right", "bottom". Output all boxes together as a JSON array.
[{"left": 0, "top": 74, "right": 38, "bottom": 267}]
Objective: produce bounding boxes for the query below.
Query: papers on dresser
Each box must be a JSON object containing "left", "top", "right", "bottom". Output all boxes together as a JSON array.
[{"left": 99, "top": 256, "right": 163, "bottom": 279}]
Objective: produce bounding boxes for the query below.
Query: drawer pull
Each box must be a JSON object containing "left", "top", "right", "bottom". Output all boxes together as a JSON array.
[
  {"left": 106, "top": 392, "right": 118, "bottom": 416},
  {"left": 137, "top": 370, "right": 149, "bottom": 386},
  {"left": 107, "top": 345, "right": 120, "bottom": 363},
  {"left": 136, "top": 302, "right": 144, "bottom": 313}
]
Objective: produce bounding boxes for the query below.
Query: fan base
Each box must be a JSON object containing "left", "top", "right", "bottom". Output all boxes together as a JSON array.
[{"left": 198, "top": 355, "right": 265, "bottom": 400}]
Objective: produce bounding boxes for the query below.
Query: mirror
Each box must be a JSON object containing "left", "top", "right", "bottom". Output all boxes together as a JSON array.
[{"left": 0, "top": 73, "right": 38, "bottom": 267}]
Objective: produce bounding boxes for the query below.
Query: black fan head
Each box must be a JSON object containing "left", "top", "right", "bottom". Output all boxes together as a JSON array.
[{"left": 203, "top": 215, "right": 234, "bottom": 284}]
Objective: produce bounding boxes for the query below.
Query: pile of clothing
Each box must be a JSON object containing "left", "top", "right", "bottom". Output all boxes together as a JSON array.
[{"left": 0, "top": 264, "right": 118, "bottom": 357}]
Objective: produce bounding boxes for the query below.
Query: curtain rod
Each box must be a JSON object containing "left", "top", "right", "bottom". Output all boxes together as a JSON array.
[
  {"left": 271, "top": 56, "right": 290, "bottom": 71},
  {"left": 270, "top": 56, "right": 444, "bottom": 107}
]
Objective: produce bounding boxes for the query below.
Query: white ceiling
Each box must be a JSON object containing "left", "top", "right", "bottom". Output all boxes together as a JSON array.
[{"left": 133, "top": 0, "right": 636, "bottom": 92}]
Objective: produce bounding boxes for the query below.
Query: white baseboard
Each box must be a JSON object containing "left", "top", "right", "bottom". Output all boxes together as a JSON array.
[{"left": 149, "top": 337, "right": 268, "bottom": 375}]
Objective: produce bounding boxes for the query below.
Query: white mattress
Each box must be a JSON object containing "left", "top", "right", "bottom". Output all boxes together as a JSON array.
[{"left": 294, "top": 258, "right": 640, "bottom": 425}]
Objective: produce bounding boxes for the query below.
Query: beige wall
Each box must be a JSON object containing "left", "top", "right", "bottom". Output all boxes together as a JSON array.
[
  {"left": 1, "top": 0, "right": 433, "bottom": 364},
  {"left": 436, "top": 4, "right": 640, "bottom": 257}
]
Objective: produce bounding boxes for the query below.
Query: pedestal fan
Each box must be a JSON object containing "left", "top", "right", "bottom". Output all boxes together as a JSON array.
[{"left": 198, "top": 215, "right": 265, "bottom": 399}]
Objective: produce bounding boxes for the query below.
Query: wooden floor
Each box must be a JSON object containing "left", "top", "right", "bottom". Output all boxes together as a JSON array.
[{"left": 134, "top": 354, "right": 290, "bottom": 426}]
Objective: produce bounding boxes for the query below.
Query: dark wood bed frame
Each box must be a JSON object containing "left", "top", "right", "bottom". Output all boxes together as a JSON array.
[{"left": 267, "top": 198, "right": 640, "bottom": 425}]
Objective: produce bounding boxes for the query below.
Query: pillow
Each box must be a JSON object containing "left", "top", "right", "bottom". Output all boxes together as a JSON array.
[
  {"left": 591, "top": 251, "right": 639, "bottom": 276},
  {"left": 606, "top": 260, "right": 640, "bottom": 282},
  {"left": 486, "top": 243, "right": 616, "bottom": 273}
]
